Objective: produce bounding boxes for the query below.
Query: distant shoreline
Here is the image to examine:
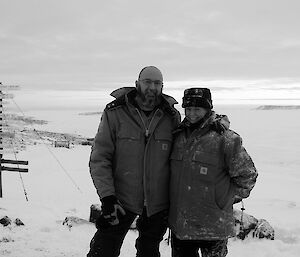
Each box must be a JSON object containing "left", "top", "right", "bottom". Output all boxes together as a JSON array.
[
  {"left": 78, "top": 111, "right": 102, "bottom": 116},
  {"left": 255, "top": 105, "right": 300, "bottom": 110},
  {"left": 77, "top": 106, "right": 300, "bottom": 116}
]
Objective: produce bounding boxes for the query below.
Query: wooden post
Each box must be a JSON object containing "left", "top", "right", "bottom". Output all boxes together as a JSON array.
[
  {"left": 0, "top": 82, "right": 28, "bottom": 198},
  {"left": 0, "top": 83, "right": 3, "bottom": 197},
  {"left": 0, "top": 161, "right": 2, "bottom": 198}
]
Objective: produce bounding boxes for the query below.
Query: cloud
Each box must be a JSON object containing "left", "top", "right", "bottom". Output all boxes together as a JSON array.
[
  {"left": 1, "top": 0, "right": 300, "bottom": 89},
  {"left": 154, "top": 32, "right": 245, "bottom": 54},
  {"left": 277, "top": 39, "right": 300, "bottom": 49}
]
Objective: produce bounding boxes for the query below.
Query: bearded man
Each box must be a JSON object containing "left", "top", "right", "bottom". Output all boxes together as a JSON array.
[{"left": 87, "top": 66, "right": 181, "bottom": 257}]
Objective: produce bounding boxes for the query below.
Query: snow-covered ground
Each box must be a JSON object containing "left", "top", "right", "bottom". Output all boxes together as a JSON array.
[{"left": 1, "top": 90, "right": 300, "bottom": 256}]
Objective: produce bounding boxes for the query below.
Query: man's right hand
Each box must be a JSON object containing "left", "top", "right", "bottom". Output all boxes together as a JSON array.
[{"left": 101, "top": 195, "right": 126, "bottom": 225}]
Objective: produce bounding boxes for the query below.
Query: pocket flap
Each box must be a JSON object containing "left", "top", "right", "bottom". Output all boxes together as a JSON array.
[
  {"left": 154, "top": 132, "right": 172, "bottom": 141},
  {"left": 118, "top": 129, "right": 140, "bottom": 140},
  {"left": 192, "top": 151, "right": 219, "bottom": 166}
]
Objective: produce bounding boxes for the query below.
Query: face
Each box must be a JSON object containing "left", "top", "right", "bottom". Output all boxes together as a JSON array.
[
  {"left": 185, "top": 106, "right": 208, "bottom": 124},
  {"left": 135, "top": 67, "right": 163, "bottom": 107},
  {"left": 137, "top": 79, "right": 163, "bottom": 100}
]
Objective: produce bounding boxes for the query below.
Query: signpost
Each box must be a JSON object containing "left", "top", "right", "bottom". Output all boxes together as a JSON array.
[{"left": 0, "top": 82, "right": 28, "bottom": 198}]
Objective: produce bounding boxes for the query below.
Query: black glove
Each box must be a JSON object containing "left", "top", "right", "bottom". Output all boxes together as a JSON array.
[{"left": 100, "top": 195, "right": 126, "bottom": 226}]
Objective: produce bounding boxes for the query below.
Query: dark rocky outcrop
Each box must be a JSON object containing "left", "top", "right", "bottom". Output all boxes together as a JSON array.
[
  {"left": 15, "top": 218, "right": 25, "bottom": 226},
  {"left": 85, "top": 205, "right": 275, "bottom": 240},
  {"left": 234, "top": 209, "right": 274, "bottom": 240},
  {"left": 62, "top": 216, "right": 91, "bottom": 229},
  {"left": 89, "top": 204, "right": 102, "bottom": 224},
  {"left": 0, "top": 216, "right": 25, "bottom": 227},
  {"left": 255, "top": 105, "right": 300, "bottom": 110},
  {"left": 0, "top": 216, "right": 11, "bottom": 226}
]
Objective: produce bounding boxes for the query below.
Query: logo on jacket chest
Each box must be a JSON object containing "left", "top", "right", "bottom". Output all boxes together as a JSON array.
[
  {"left": 199, "top": 166, "right": 208, "bottom": 175},
  {"left": 162, "top": 143, "right": 168, "bottom": 151}
]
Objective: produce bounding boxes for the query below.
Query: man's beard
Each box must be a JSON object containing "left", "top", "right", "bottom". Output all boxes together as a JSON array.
[{"left": 136, "top": 86, "right": 162, "bottom": 111}]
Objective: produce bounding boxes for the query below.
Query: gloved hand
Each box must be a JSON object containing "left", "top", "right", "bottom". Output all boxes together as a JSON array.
[{"left": 100, "top": 195, "right": 126, "bottom": 226}]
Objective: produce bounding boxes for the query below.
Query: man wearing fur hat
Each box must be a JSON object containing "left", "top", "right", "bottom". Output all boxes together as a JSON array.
[{"left": 169, "top": 88, "right": 258, "bottom": 257}]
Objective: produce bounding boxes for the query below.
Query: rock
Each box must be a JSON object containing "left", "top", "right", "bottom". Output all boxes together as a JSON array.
[
  {"left": 234, "top": 209, "right": 258, "bottom": 240},
  {"left": 252, "top": 219, "right": 275, "bottom": 240},
  {"left": 233, "top": 208, "right": 274, "bottom": 240},
  {"left": 87, "top": 205, "right": 275, "bottom": 239},
  {"left": 0, "top": 236, "right": 14, "bottom": 243},
  {"left": 81, "top": 140, "right": 93, "bottom": 146},
  {"left": 0, "top": 216, "right": 11, "bottom": 226},
  {"left": 62, "top": 216, "right": 90, "bottom": 229},
  {"left": 89, "top": 204, "right": 102, "bottom": 224},
  {"left": 15, "top": 218, "right": 25, "bottom": 226},
  {"left": 0, "top": 216, "right": 25, "bottom": 227}
]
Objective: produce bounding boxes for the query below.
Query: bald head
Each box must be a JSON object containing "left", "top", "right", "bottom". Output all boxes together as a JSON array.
[{"left": 138, "top": 66, "right": 163, "bottom": 82}]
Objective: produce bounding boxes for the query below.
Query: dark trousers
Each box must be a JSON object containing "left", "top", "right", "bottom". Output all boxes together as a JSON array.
[
  {"left": 87, "top": 208, "right": 168, "bottom": 257},
  {"left": 171, "top": 234, "right": 228, "bottom": 257}
]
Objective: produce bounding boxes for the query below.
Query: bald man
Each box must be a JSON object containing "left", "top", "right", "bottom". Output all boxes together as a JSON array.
[{"left": 88, "top": 66, "right": 181, "bottom": 257}]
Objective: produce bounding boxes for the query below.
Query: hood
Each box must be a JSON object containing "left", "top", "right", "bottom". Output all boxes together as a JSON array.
[
  {"left": 174, "top": 111, "right": 230, "bottom": 133},
  {"left": 110, "top": 87, "right": 178, "bottom": 107}
]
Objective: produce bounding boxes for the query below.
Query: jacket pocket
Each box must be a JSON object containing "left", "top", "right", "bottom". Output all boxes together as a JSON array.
[
  {"left": 154, "top": 132, "right": 172, "bottom": 141},
  {"left": 154, "top": 132, "right": 172, "bottom": 153},
  {"left": 117, "top": 126, "right": 141, "bottom": 150},
  {"left": 191, "top": 151, "right": 219, "bottom": 182},
  {"left": 215, "top": 181, "right": 235, "bottom": 210},
  {"left": 116, "top": 127, "right": 141, "bottom": 170},
  {"left": 192, "top": 151, "right": 220, "bottom": 166},
  {"left": 117, "top": 125, "right": 141, "bottom": 141}
]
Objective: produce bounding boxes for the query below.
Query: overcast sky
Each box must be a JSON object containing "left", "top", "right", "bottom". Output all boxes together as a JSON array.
[{"left": 1, "top": 0, "right": 300, "bottom": 90}]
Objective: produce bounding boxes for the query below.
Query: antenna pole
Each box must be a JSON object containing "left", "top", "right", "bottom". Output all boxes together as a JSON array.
[{"left": 0, "top": 82, "right": 28, "bottom": 199}]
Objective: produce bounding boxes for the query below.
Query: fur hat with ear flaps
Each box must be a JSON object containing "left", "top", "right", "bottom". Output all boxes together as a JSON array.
[{"left": 182, "top": 88, "right": 213, "bottom": 109}]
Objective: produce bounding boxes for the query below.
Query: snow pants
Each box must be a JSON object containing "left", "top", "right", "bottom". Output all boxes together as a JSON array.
[
  {"left": 171, "top": 234, "right": 228, "bottom": 257},
  {"left": 87, "top": 208, "right": 168, "bottom": 257}
]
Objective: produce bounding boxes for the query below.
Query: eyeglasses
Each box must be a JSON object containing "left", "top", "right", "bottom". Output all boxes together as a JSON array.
[{"left": 140, "top": 79, "right": 163, "bottom": 87}]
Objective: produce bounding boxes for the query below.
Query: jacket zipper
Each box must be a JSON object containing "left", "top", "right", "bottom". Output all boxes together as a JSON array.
[
  {"left": 135, "top": 108, "right": 160, "bottom": 214},
  {"left": 135, "top": 108, "right": 159, "bottom": 138}
]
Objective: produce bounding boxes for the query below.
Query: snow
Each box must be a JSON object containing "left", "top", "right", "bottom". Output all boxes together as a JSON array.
[{"left": 1, "top": 91, "right": 300, "bottom": 256}]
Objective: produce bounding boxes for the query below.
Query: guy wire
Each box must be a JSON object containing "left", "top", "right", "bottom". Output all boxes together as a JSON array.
[
  {"left": 11, "top": 98, "right": 83, "bottom": 194},
  {"left": 2, "top": 108, "right": 29, "bottom": 201}
]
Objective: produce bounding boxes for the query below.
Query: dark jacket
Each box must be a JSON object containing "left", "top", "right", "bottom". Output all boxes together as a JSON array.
[
  {"left": 89, "top": 87, "right": 180, "bottom": 216},
  {"left": 169, "top": 114, "right": 258, "bottom": 240}
]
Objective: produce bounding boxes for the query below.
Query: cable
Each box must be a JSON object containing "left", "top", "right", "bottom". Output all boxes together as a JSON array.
[
  {"left": 10, "top": 98, "right": 83, "bottom": 194},
  {"left": 240, "top": 200, "right": 245, "bottom": 232},
  {"left": 2, "top": 107, "right": 29, "bottom": 201},
  {"left": 13, "top": 151, "right": 29, "bottom": 201}
]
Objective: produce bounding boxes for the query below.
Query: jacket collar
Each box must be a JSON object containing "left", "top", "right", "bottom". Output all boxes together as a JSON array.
[{"left": 174, "top": 111, "right": 215, "bottom": 134}]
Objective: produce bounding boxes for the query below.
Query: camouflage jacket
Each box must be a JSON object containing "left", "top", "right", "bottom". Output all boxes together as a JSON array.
[{"left": 168, "top": 114, "right": 258, "bottom": 240}]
